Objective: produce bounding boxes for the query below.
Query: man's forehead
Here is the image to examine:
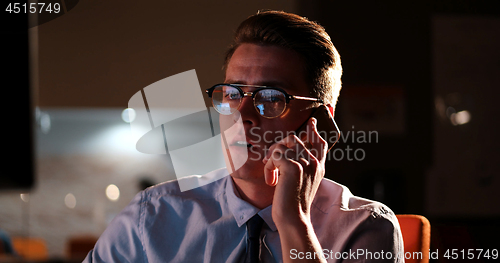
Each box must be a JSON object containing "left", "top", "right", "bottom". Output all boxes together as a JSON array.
[
  {"left": 224, "top": 78, "right": 290, "bottom": 89},
  {"left": 224, "top": 43, "right": 308, "bottom": 94}
]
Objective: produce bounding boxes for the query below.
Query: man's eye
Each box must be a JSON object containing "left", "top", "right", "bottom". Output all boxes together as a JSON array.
[
  {"left": 261, "top": 96, "right": 283, "bottom": 103},
  {"left": 270, "top": 96, "right": 283, "bottom": 103},
  {"left": 225, "top": 93, "right": 240, "bottom": 99},
  {"left": 257, "top": 89, "right": 285, "bottom": 103}
]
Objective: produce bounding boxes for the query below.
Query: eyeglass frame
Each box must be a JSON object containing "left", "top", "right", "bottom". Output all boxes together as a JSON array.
[{"left": 205, "top": 83, "right": 324, "bottom": 118}]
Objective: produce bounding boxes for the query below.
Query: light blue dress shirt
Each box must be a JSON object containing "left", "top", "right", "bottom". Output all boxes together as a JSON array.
[{"left": 84, "top": 168, "right": 404, "bottom": 262}]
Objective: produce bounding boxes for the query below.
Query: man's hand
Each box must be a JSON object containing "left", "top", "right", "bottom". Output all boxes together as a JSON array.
[{"left": 262, "top": 117, "right": 328, "bottom": 262}]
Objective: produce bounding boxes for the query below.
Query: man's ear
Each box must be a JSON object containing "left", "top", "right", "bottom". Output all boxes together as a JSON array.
[{"left": 326, "top": 104, "right": 334, "bottom": 117}]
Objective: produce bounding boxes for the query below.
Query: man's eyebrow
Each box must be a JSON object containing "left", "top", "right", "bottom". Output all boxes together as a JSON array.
[
  {"left": 225, "top": 79, "right": 291, "bottom": 89},
  {"left": 223, "top": 79, "right": 243, "bottom": 85}
]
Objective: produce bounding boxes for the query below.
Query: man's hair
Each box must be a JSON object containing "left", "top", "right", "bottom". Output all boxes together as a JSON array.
[{"left": 223, "top": 10, "right": 342, "bottom": 111}]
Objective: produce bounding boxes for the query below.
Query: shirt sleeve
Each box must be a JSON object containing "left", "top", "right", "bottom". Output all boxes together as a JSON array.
[
  {"left": 83, "top": 191, "right": 146, "bottom": 263},
  {"left": 340, "top": 211, "right": 405, "bottom": 263}
]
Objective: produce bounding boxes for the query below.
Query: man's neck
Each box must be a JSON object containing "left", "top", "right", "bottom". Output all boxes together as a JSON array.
[{"left": 231, "top": 176, "right": 275, "bottom": 209}]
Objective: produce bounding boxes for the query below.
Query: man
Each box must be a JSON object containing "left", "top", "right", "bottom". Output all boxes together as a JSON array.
[{"left": 84, "top": 10, "right": 404, "bottom": 263}]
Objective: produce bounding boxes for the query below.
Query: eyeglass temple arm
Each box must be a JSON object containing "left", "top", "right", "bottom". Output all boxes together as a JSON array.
[{"left": 291, "top": 95, "right": 323, "bottom": 103}]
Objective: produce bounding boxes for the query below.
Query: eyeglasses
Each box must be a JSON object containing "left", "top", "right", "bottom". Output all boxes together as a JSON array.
[{"left": 206, "top": 84, "right": 323, "bottom": 118}]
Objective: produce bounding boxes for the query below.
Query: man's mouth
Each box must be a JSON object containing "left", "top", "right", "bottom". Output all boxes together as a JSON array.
[{"left": 232, "top": 141, "right": 253, "bottom": 148}]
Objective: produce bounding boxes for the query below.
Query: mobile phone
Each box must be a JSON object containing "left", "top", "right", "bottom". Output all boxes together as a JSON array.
[{"left": 294, "top": 105, "right": 340, "bottom": 153}]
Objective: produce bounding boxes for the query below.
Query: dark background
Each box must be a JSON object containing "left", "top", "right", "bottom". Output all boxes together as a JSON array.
[
  {"left": 298, "top": 1, "right": 500, "bottom": 261},
  {"left": 1, "top": 0, "right": 499, "bottom": 261}
]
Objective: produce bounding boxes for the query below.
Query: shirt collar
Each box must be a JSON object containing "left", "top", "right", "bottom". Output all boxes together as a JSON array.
[{"left": 225, "top": 175, "right": 277, "bottom": 231}]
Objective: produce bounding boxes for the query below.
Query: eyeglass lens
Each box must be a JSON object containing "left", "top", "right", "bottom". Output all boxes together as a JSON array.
[{"left": 211, "top": 85, "right": 287, "bottom": 118}]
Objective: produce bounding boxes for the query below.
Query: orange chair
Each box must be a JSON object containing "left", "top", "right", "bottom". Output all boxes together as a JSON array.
[
  {"left": 11, "top": 237, "right": 48, "bottom": 261},
  {"left": 396, "top": 214, "right": 431, "bottom": 263}
]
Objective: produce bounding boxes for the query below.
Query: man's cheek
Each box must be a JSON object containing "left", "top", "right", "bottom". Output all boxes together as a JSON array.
[
  {"left": 248, "top": 145, "right": 263, "bottom": 161},
  {"left": 263, "top": 130, "right": 286, "bottom": 145}
]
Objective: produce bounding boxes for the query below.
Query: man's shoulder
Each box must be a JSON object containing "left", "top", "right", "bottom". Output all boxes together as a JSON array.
[
  {"left": 312, "top": 178, "right": 402, "bottom": 250},
  {"left": 313, "top": 178, "right": 396, "bottom": 221},
  {"left": 313, "top": 179, "right": 404, "bottom": 259},
  {"left": 141, "top": 168, "right": 230, "bottom": 201}
]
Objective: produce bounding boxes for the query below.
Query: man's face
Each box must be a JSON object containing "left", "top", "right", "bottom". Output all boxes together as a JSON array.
[{"left": 221, "top": 43, "right": 315, "bottom": 182}]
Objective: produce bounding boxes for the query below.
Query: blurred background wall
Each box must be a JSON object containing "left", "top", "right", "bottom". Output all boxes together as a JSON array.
[{"left": 1, "top": 0, "right": 499, "bottom": 261}]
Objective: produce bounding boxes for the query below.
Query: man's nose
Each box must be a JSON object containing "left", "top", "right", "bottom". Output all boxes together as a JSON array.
[{"left": 237, "top": 94, "right": 259, "bottom": 125}]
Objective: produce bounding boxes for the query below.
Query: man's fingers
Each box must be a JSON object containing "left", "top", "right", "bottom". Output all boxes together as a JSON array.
[
  {"left": 263, "top": 133, "right": 311, "bottom": 164},
  {"left": 264, "top": 167, "right": 279, "bottom": 186},
  {"left": 261, "top": 119, "right": 327, "bottom": 187},
  {"left": 263, "top": 144, "right": 306, "bottom": 186}
]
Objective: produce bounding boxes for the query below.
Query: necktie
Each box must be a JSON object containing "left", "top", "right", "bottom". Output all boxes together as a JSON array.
[{"left": 245, "top": 214, "right": 265, "bottom": 263}]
